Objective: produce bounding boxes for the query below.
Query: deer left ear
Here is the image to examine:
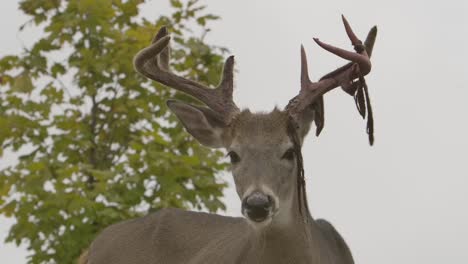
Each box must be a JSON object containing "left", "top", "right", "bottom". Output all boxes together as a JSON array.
[{"left": 167, "top": 100, "right": 227, "bottom": 148}]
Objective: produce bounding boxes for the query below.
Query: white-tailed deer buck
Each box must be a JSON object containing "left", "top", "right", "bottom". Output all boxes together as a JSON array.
[{"left": 80, "top": 16, "right": 377, "bottom": 264}]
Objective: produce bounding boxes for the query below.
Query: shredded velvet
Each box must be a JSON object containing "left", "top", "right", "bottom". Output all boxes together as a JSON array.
[
  {"left": 286, "top": 117, "right": 310, "bottom": 220},
  {"left": 352, "top": 43, "right": 375, "bottom": 145},
  {"left": 350, "top": 74, "right": 374, "bottom": 145}
]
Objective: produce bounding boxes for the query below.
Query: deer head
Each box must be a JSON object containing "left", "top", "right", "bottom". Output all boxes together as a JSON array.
[{"left": 134, "top": 16, "right": 377, "bottom": 226}]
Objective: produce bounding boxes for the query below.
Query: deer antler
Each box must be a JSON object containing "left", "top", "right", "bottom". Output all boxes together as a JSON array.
[
  {"left": 133, "top": 27, "right": 239, "bottom": 125},
  {"left": 286, "top": 15, "right": 377, "bottom": 145}
]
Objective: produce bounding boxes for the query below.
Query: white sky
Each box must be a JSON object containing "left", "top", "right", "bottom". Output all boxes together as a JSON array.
[{"left": 1, "top": 0, "right": 468, "bottom": 263}]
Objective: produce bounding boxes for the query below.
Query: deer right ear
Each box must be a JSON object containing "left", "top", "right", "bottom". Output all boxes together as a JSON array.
[{"left": 167, "top": 100, "right": 227, "bottom": 148}]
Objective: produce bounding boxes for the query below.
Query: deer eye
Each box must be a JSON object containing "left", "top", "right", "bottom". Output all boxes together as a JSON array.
[
  {"left": 227, "top": 151, "right": 241, "bottom": 164},
  {"left": 281, "top": 148, "right": 295, "bottom": 161}
]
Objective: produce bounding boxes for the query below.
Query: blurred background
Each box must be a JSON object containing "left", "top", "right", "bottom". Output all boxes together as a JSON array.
[{"left": 1, "top": 0, "right": 467, "bottom": 263}]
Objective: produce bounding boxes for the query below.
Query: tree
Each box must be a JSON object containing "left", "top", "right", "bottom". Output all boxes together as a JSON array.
[{"left": 0, "top": 0, "right": 229, "bottom": 263}]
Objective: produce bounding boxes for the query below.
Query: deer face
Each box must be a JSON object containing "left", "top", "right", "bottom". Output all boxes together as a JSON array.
[
  {"left": 227, "top": 110, "right": 307, "bottom": 225},
  {"left": 166, "top": 103, "right": 315, "bottom": 225}
]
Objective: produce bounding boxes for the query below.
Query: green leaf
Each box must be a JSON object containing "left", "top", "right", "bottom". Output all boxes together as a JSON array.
[
  {"left": 170, "top": 0, "right": 183, "bottom": 8},
  {"left": 51, "top": 63, "right": 66, "bottom": 77},
  {"left": 1, "top": 200, "right": 17, "bottom": 217},
  {"left": 12, "top": 71, "right": 34, "bottom": 93}
]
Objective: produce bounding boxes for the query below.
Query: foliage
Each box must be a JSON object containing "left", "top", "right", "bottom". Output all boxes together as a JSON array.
[{"left": 0, "top": 0, "right": 228, "bottom": 263}]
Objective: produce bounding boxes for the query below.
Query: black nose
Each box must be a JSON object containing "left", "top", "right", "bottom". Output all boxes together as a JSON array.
[{"left": 242, "top": 192, "right": 273, "bottom": 222}]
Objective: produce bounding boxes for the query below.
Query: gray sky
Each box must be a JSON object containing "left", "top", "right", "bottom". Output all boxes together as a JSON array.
[{"left": 1, "top": 0, "right": 468, "bottom": 263}]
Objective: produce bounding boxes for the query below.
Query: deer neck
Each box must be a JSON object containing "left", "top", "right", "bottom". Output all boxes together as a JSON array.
[{"left": 246, "top": 189, "right": 322, "bottom": 262}]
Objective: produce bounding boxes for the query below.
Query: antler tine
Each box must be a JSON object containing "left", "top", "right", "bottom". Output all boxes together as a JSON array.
[
  {"left": 219, "top": 55, "right": 235, "bottom": 99},
  {"left": 342, "top": 15, "right": 362, "bottom": 48},
  {"left": 153, "top": 27, "right": 170, "bottom": 71},
  {"left": 134, "top": 27, "right": 239, "bottom": 124},
  {"left": 364, "top": 26, "right": 378, "bottom": 58},
  {"left": 300, "top": 45, "right": 311, "bottom": 87}
]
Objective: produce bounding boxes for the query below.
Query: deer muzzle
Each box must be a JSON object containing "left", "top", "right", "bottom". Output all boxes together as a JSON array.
[{"left": 242, "top": 191, "right": 274, "bottom": 222}]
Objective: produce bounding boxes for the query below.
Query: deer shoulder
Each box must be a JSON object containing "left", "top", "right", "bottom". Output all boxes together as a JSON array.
[
  {"left": 87, "top": 208, "right": 252, "bottom": 264},
  {"left": 315, "top": 219, "right": 354, "bottom": 264}
]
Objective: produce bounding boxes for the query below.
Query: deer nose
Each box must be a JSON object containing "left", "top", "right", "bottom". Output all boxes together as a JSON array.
[{"left": 242, "top": 192, "right": 274, "bottom": 222}]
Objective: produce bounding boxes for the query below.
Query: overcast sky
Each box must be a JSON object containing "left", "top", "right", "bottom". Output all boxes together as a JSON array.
[{"left": 1, "top": 0, "right": 468, "bottom": 263}]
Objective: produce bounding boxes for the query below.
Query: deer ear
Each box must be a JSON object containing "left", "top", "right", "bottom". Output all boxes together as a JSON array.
[
  {"left": 167, "top": 100, "right": 227, "bottom": 148},
  {"left": 295, "top": 96, "right": 325, "bottom": 139}
]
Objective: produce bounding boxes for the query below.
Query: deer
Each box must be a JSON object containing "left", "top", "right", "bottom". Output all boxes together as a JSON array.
[{"left": 79, "top": 16, "right": 377, "bottom": 264}]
